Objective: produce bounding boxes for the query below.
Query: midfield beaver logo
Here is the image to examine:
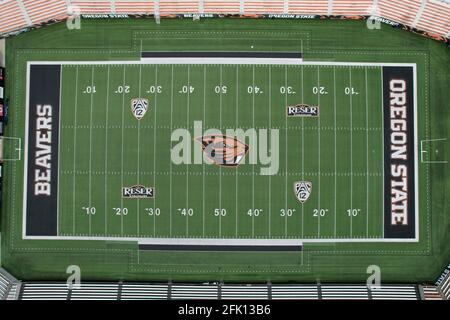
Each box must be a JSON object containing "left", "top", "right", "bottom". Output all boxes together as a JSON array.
[{"left": 196, "top": 135, "right": 249, "bottom": 167}]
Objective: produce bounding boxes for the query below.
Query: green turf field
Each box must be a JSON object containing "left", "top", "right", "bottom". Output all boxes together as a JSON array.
[
  {"left": 1, "top": 18, "right": 449, "bottom": 282},
  {"left": 54, "top": 62, "right": 384, "bottom": 240}
]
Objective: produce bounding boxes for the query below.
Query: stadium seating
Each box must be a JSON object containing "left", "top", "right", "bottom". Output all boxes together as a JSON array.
[
  {"left": 22, "top": 0, "right": 68, "bottom": 24},
  {"left": 0, "top": 0, "right": 449, "bottom": 39},
  {"left": 415, "top": 0, "right": 450, "bottom": 36},
  {"left": 331, "top": 0, "right": 373, "bottom": 15},
  {"left": 288, "top": 0, "right": 329, "bottom": 15},
  {"left": 114, "top": 1, "right": 155, "bottom": 14},
  {"left": 377, "top": 0, "right": 422, "bottom": 27},
  {"left": 0, "top": 0, "right": 29, "bottom": 34},
  {"left": 438, "top": 271, "right": 450, "bottom": 299},
  {"left": 0, "top": 267, "right": 20, "bottom": 300},
  {"left": 70, "top": 0, "right": 113, "bottom": 14},
  {"left": 203, "top": 0, "right": 241, "bottom": 14},
  {"left": 421, "top": 285, "right": 443, "bottom": 300},
  {"left": 13, "top": 281, "right": 427, "bottom": 300}
]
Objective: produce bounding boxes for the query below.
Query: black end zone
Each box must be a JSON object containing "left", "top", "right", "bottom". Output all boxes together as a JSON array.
[
  {"left": 25, "top": 64, "right": 61, "bottom": 236},
  {"left": 138, "top": 244, "right": 303, "bottom": 252},
  {"left": 141, "top": 51, "right": 302, "bottom": 59},
  {"left": 382, "top": 66, "right": 416, "bottom": 239}
]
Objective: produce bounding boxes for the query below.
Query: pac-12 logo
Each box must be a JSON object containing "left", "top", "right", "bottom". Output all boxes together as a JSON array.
[
  {"left": 287, "top": 104, "right": 319, "bottom": 117},
  {"left": 131, "top": 98, "right": 149, "bottom": 120},
  {"left": 122, "top": 185, "right": 154, "bottom": 198},
  {"left": 294, "top": 181, "right": 312, "bottom": 203}
]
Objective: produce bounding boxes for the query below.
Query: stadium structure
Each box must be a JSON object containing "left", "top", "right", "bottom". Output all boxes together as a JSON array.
[{"left": 0, "top": 0, "right": 449, "bottom": 301}]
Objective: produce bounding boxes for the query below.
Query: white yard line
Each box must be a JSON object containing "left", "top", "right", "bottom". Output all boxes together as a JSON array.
[
  {"left": 235, "top": 66, "right": 239, "bottom": 237},
  {"left": 317, "top": 66, "right": 321, "bottom": 238},
  {"left": 380, "top": 67, "right": 385, "bottom": 238},
  {"left": 153, "top": 66, "right": 158, "bottom": 237},
  {"left": 301, "top": 66, "right": 304, "bottom": 238},
  {"left": 72, "top": 66, "right": 79, "bottom": 235},
  {"left": 186, "top": 65, "right": 190, "bottom": 236},
  {"left": 137, "top": 63, "right": 142, "bottom": 236},
  {"left": 104, "top": 66, "right": 110, "bottom": 236},
  {"left": 169, "top": 66, "right": 174, "bottom": 237},
  {"left": 365, "top": 67, "right": 369, "bottom": 237},
  {"left": 268, "top": 65, "right": 272, "bottom": 238},
  {"left": 349, "top": 67, "right": 353, "bottom": 238},
  {"left": 284, "top": 66, "right": 288, "bottom": 238},
  {"left": 333, "top": 66, "right": 337, "bottom": 237},
  {"left": 219, "top": 65, "right": 223, "bottom": 237},
  {"left": 202, "top": 66, "right": 206, "bottom": 237},
  {"left": 252, "top": 65, "right": 255, "bottom": 238},
  {"left": 88, "top": 66, "right": 95, "bottom": 235},
  {"left": 120, "top": 65, "right": 126, "bottom": 236}
]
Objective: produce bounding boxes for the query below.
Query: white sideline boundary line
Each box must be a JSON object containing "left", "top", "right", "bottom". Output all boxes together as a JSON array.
[
  {"left": 22, "top": 60, "right": 420, "bottom": 243},
  {"left": 29, "top": 60, "right": 416, "bottom": 67},
  {"left": 22, "top": 235, "right": 419, "bottom": 243}
]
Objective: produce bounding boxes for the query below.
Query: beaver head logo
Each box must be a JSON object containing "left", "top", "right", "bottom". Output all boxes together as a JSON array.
[{"left": 196, "top": 135, "right": 249, "bottom": 167}]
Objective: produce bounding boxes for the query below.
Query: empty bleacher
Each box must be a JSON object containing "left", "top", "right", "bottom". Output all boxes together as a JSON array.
[
  {"left": 70, "top": 0, "right": 113, "bottom": 14},
  {"left": 0, "top": 267, "right": 20, "bottom": 300},
  {"left": 437, "top": 271, "right": 450, "bottom": 299},
  {"left": 0, "top": 0, "right": 29, "bottom": 34},
  {"left": 114, "top": 1, "right": 155, "bottom": 14},
  {"left": 271, "top": 284, "right": 318, "bottom": 299},
  {"left": 421, "top": 285, "right": 443, "bottom": 300},
  {"left": 120, "top": 283, "right": 169, "bottom": 299},
  {"left": 331, "top": 0, "right": 373, "bottom": 15},
  {"left": 370, "top": 285, "right": 419, "bottom": 300},
  {"left": 11, "top": 281, "right": 428, "bottom": 300},
  {"left": 377, "top": 0, "right": 422, "bottom": 27},
  {"left": 0, "top": 0, "right": 449, "bottom": 39},
  {"left": 321, "top": 285, "right": 369, "bottom": 300},
  {"left": 203, "top": 0, "right": 241, "bottom": 14},
  {"left": 415, "top": 0, "right": 450, "bottom": 36},
  {"left": 22, "top": 0, "right": 68, "bottom": 24},
  {"left": 288, "top": 0, "right": 329, "bottom": 15},
  {"left": 244, "top": 1, "right": 285, "bottom": 14}
]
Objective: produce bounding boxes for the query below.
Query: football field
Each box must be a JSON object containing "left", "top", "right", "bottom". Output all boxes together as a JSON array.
[{"left": 23, "top": 59, "right": 418, "bottom": 243}]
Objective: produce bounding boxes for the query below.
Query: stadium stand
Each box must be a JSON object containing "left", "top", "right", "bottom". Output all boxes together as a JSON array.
[
  {"left": 287, "top": 0, "right": 329, "bottom": 15},
  {"left": 0, "top": 0, "right": 448, "bottom": 302},
  {"left": 377, "top": 0, "right": 422, "bottom": 27},
  {"left": 271, "top": 284, "right": 318, "bottom": 299},
  {"left": 421, "top": 285, "right": 443, "bottom": 300},
  {"left": 1, "top": 264, "right": 449, "bottom": 299},
  {"left": 0, "top": 0, "right": 29, "bottom": 35},
  {"left": 70, "top": 0, "right": 113, "bottom": 14},
  {"left": 121, "top": 283, "right": 169, "bottom": 299},
  {"left": 203, "top": 0, "right": 241, "bottom": 14},
  {"left": 437, "top": 271, "right": 450, "bottom": 299},
  {"left": 114, "top": 0, "right": 155, "bottom": 14},
  {"left": 22, "top": 0, "right": 68, "bottom": 25},
  {"left": 331, "top": 0, "right": 372, "bottom": 15},
  {"left": 0, "top": 0, "right": 449, "bottom": 40},
  {"left": 0, "top": 267, "right": 20, "bottom": 300},
  {"left": 415, "top": 0, "right": 450, "bottom": 36}
]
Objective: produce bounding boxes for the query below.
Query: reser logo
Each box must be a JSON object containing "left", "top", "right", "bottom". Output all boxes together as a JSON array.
[{"left": 122, "top": 185, "right": 154, "bottom": 198}]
